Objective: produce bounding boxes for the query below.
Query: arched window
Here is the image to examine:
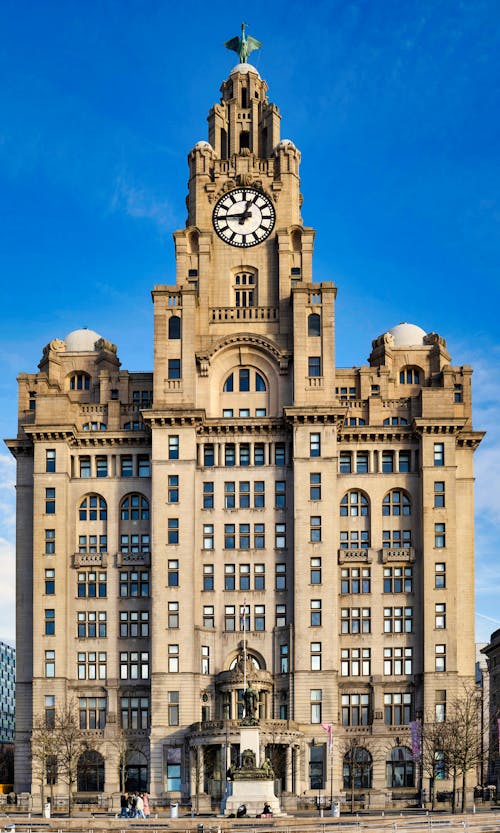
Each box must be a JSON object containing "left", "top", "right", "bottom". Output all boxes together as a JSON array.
[
  {"left": 234, "top": 271, "right": 256, "bottom": 307},
  {"left": 69, "top": 372, "right": 90, "bottom": 391},
  {"left": 340, "top": 491, "right": 369, "bottom": 517},
  {"left": 255, "top": 372, "right": 266, "bottom": 392},
  {"left": 308, "top": 313, "right": 321, "bottom": 337},
  {"left": 229, "top": 651, "right": 262, "bottom": 671},
  {"left": 343, "top": 747, "right": 372, "bottom": 790},
  {"left": 77, "top": 750, "right": 105, "bottom": 792},
  {"left": 83, "top": 422, "right": 107, "bottom": 431},
  {"left": 383, "top": 417, "right": 408, "bottom": 426},
  {"left": 386, "top": 746, "right": 414, "bottom": 788},
  {"left": 168, "top": 316, "right": 181, "bottom": 339},
  {"left": 399, "top": 366, "right": 422, "bottom": 385},
  {"left": 120, "top": 494, "right": 150, "bottom": 554},
  {"left": 223, "top": 373, "right": 234, "bottom": 392},
  {"left": 79, "top": 495, "right": 107, "bottom": 521},
  {"left": 121, "top": 494, "right": 149, "bottom": 521},
  {"left": 382, "top": 490, "right": 411, "bottom": 516}
]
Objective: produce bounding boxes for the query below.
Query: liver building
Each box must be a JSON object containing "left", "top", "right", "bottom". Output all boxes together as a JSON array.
[{"left": 7, "top": 35, "right": 483, "bottom": 811}]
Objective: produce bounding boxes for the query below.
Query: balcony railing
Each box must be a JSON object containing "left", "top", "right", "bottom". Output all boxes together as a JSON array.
[
  {"left": 72, "top": 553, "right": 107, "bottom": 568},
  {"left": 381, "top": 548, "right": 416, "bottom": 563},
  {"left": 210, "top": 306, "right": 278, "bottom": 323}
]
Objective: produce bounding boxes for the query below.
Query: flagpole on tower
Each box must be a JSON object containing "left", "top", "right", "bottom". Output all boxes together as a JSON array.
[{"left": 242, "top": 598, "right": 247, "bottom": 710}]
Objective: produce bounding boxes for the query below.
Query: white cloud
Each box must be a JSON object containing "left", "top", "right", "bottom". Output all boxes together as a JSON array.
[{"left": 110, "top": 174, "right": 176, "bottom": 232}]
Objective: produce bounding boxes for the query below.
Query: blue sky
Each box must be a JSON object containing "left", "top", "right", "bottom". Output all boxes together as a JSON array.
[{"left": 0, "top": 0, "right": 499, "bottom": 646}]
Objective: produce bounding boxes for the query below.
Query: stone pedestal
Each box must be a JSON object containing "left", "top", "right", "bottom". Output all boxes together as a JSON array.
[{"left": 221, "top": 723, "right": 283, "bottom": 817}]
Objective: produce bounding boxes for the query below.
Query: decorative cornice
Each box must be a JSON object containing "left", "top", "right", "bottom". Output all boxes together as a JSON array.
[{"left": 196, "top": 332, "right": 291, "bottom": 375}]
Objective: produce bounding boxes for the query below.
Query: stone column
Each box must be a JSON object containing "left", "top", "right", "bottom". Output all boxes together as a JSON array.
[{"left": 285, "top": 745, "right": 292, "bottom": 792}]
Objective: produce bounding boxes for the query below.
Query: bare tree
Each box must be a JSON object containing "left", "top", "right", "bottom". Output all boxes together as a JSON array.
[
  {"left": 446, "top": 685, "right": 483, "bottom": 812},
  {"left": 108, "top": 729, "right": 148, "bottom": 791},
  {"left": 52, "top": 700, "right": 89, "bottom": 816},
  {"left": 338, "top": 736, "right": 377, "bottom": 813},
  {"left": 421, "top": 716, "right": 451, "bottom": 811},
  {"left": 31, "top": 716, "right": 59, "bottom": 810}
]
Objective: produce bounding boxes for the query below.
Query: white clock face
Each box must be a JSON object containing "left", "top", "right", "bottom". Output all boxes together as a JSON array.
[{"left": 212, "top": 188, "right": 275, "bottom": 247}]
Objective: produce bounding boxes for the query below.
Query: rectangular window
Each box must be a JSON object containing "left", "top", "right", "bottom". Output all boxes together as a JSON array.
[
  {"left": 435, "top": 602, "right": 446, "bottom": 629},
  {"left": 239, "top": 443, "right": 250, "bottom": 466},
  {"left": 45, "top": 528, "right": 55, "bottom": 554},
  {"left": 310, "top": 516, "right": 321, "bottom": 542},
  {"left": 254, "top": 481, "right": 265, "bottom": 508},
  {"left": 168, "top": 435, "right": 179, "bottom": 460},
  {"left": 79, "top": 696, "right": 107, "bottom": 730},
  {"left": 310, "top": 641, "right": 322, "bottom": 671},
  {"left": 45, "top": 568, "right": 55, "bottom": 594},
  {"left": 203, "top": 564, "right": 214, "bottom": 591},
  {"left": 78, "top": 651, "right": 107, "bottom": 680},
  {"left": 255, "top": 605, "right": 265, "bottom": 631},
  {"left": 310, "top": 557, "right": 322, "bottom": 584},
  {"left": 239, "top": 563, "right": 250, "bottom": 590},
  {"left": 435, "top": 644, "right": 446, "bottom": 672},
  {"left": 310, "top": 599, "right": 322, "bottom": 626},
  {"left": 340, "top": 530, "right": 370, "bottom": 549},
  {"left": 46, "top": 449, "right": 56, "bottom": 472},
  {"left": 339, "top": 452, "right": 352, "bottom": 473},
  {"left": 121, "top": 696, "right": 149, "bottom": 730},
  {"left": 202, "top": 481, "right": 213, "bottom": 508},
  {"left": 203, "top": 606, "right": 214, "bottom": 629},
  {"left": 275, "top": 480, "right": 286, "bottom": 509},
  {"left": 310, "top": 689, "right": 322, "bottom": 724},
  {"left": 435, "top": 690, "right": 446, "bottom": 722},
  {"left": 384, "top": 693, "right": 412, "bottom": 725},
  {"left": 383, "top": 646, "right": 413, "bottom": 675},
  {"left": 224, "top": 564, "right": 235, "bottom": 590},
  {"left": 435, "top": 522, "right": 446, "bottom": 548},
  {"left": 96, "top": 456, "right": 108, "bottom": 478},
  {"left": 340, "top": 607, "right": 371, "bottom": 634},
  {"left": 225, "top": 606, "right": 236, "bottom": 632},
  {"left": 239, "top": 408, "right": 250, "bottom": 418},
  {"left": 341, "top": 647, "right": 371, "bottom": 677},
  {"left": 254, "top": 523, "right": 265, "bottom": 548},
  {"left": 434, "top": 442, "right": 445, "bottom": 466},
  {"left": 138, "top": 455, "right": 150, "bottom": 477},
  {"left": 119, "top": 610, "right": 148, "bottom": 638},
  {"left": 341, "top": 567, "right": 371, "bottom": 594},
  {"left": 276, "top": 604, "right": 287, "bottom": 628},
  {"left": 435, "top": 562, "right": 446, "bottom": 588},
  {"left": 119, "top": 455, "right": 133, "bottom": 478},
  {"left": 383, "top": 606, "right": 413, "bottom": 633},
  {"left": 45, "top": 695, "right": 55, "bottom": 728},
  {"left": 237, "top": 480, "right": 250, "bottom": 507},
  {"left": 382, "top": 529, "right": 412, "bottom": 549},
  {"left": 225, "top": 444, "right": 235, "bottom": 466},
  {"left": 203, "top": 524, "right": 214, "bottom": 550},
  {"left": 434, "top": 481, "right": 445, "bottom": 508},
  {"left": 308, "top": 356, "right": 321, "bottom": 377},
  {"left": 168, "top": 601, "right": 179, "bottom": 629},
  {"left": 168, "top": 358, "right": 181, "bottom": 379},
  {"left": 310, "top": 433, "right": 321, "bottom": 457},
  {"left": 203, "top": 443, "right": 214, "bottom": 466},
  {"left": 275, "top": 443, "right": 286, "bottom": 465},
  {"left": 168, "top": 644, "right": 179, "bottom": 673},
  {"left": 224, "top": 524, "right": 235, "bottom": 549},
  {"left": 168, "top": 560, "right": 179, "bottom": 587},
  {"left": 168, "top": 518, "right": 179, "bottom": 544},
  {"left": 276, "top": 563, "right": 286, "bottom": 591},
  {"left": 382, "top": 451, "right": 394, "bottom": 473},
  {"left": 168, "top": 692, "right": 179, "bottom": 726},
  {"left": 275, "top": 523, "right": 286, "bottom": 549},
  {"left": 341, "top": 693, "right": 370, "bottom": 726},
  {"left": 398, "top": 451, "right": 411, "bottom": 472},
  {"left": 254, "top": 444, "right": 265, "bottom": 466},
  {"left": 224, "top": 481, "right": 236, "bottom": 509},
  {"left": 45, "top": 487, "right": 56, "bottom": 514},
  {"left": 120, "top": 651, "right": 149, "bottom": 680},
  {"left": 239, "top": 524, "right": 250, "bottom": 549},
  {"left": 454, "top": 384, "right": 463, "bottom": 403},
  {"left": 119, "top": 570, "right": 149, "bottom": 597},
  {"left": 78, "top": 570, "right": 107, "bottom": 598},
  {"left": 166, "top": 746, "right": 182, "bottom": 790},
  {"left": 45, "top": 650, "right": 55, "bottom": 678},
  {"left": 310, "top": 472, "right": 321, "bottom": 500},
  {"left": 280, "top": 644, "right": 289, "bottom": 672},
  {"left": 254, "top": 563, "right": 265, "bottom": 590},
  {"left": 240, "top": 603, "right": 250, "bottom": 632},
  {"left": 201, "top": 645, "right": 210, "bottom": 675},
  {"left": 356, "top": 452, "right": 369, "bottom": 474},
  {"left": 44, "top": 609, "right": 55, "bottom": 635},
  {"left": 168, "top": 474, "right": 179, "bottom": 503},
  {"left": 383, "top": 566, "right": 413, "bottom": 593}
]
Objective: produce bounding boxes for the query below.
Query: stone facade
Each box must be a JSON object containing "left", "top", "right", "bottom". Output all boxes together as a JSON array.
[{"left": 6, "top": 59, "right": 483, "bottom": 810}]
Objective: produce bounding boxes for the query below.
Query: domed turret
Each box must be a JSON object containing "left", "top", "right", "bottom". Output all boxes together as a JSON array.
[{"left": 64, "top": 328, "right": 103, "bottom": 352}]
